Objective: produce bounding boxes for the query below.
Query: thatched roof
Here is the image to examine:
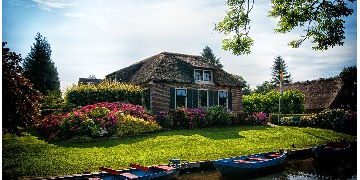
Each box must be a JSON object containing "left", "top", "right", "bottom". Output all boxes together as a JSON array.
[
  {"left": 282, "top": 77, "right": 343, "bottom": 110},
  {"left": 106, "top": 52, "right": 244, "bottom": 87}
]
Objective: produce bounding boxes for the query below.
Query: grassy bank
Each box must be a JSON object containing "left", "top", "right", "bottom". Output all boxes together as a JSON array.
[{"left": 3, "top": 125, "right": 355, "bottom": 178}]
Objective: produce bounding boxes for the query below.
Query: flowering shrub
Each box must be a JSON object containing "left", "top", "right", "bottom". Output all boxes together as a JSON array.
[
  {"left": 37, "top": 102, "right": 160, "bottom": 140},
  {"left": 230, "top": 112, "right": 268, "bottom": 125},
  {"left": 120, "top": 103, "right": 155, "bottom": 122},
  {"left": 116, "top": 114, "right": 161, "bottom": 136},
  {"left": 206, "top": 106, "right": 230, "bottom": 126},
  {"left": 157, "top": 108, "right": 207, "bottom": 129}
]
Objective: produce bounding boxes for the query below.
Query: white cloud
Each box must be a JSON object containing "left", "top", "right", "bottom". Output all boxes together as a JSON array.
[{"left": 32, "top": 0, "right": 73, "bottom": 10}]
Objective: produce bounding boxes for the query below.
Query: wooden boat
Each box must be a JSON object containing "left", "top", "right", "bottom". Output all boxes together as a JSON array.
[
  {"left": 312, "top": 142, "right": 351, "bottom": 160},
  {"left": 212, "top": 152, "right": 287, "bottom": 176},
  {"left": 100, "top": 161, "right": 180, "bottom": 180}
]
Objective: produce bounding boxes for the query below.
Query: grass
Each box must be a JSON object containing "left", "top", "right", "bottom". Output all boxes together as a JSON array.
[{"left": 3, "top": 125, "right": 355, "bottom": 178}]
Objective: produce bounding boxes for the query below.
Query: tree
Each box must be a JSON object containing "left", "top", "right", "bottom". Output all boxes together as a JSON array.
[
  {"left": 3, "top": 42, "right": 41, "bottom": 134},
  {"left": 254, "top": 81, "right": 274, "bottom": 94},
  {"left": 201, "top": 46, "right": 223, "bottom": 68},
  {"left": 23, "top": 33, "right": 60, "bottom": 94},
  {"left": 216, "top": 0, "right": 355, "bottom": 55},
  {"left": 232, "top": 74, "right": 251, "bottom": 95},
  {"left": 271, "top": 56, "right": 292, "bottom": 86}
]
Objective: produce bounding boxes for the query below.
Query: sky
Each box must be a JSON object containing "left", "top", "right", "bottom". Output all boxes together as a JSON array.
[{"left": 2, "top": 0, "right": 357, "bottom": 91}]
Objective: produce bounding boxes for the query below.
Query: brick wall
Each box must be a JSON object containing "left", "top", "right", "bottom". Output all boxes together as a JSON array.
[{"left": 148, "top": 82, "right": 243, "bottom": 113}]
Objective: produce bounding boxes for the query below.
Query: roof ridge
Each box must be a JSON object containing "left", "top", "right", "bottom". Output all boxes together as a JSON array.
[
  {"left": 159, "top": 51, "right": 202, "bottom": 58},
  {"left": 287, "top": 76, "right": 341, "bottom": 86}
]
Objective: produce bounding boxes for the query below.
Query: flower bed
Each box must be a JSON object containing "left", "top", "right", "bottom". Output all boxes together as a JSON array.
[
  {"left": 156, "top": 106, "right": 268, "bottom": 129},
  {"left": 37, "top": 102, "right": 160, "bottom": 140}
]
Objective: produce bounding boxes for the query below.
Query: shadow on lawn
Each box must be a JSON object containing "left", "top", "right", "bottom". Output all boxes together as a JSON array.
[{"left": 49, "top": 125, "right": 272, "bottom": 148}]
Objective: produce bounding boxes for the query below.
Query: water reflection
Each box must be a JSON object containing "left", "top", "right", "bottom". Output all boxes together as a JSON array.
[{"left": 178, "top": 157, "right": 357, "bottom": 180}]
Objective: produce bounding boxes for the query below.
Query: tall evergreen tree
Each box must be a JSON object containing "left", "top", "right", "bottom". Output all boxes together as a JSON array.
[
  {"left": 23, "top": 33, "right": 60, "bottom": 94},
  {"left": 271, "top": 56, "right": 292, "bottom": 86},
  {"left": 201, "top": 46, "right": 223, "bottom": 69}
]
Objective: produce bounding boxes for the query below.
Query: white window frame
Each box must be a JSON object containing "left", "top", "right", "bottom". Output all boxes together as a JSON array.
[
  {"left": 175, "top": 88, "right": 187, "bottom": 108},
  {"left": 218, "top": 90, "right": 228, "bottom": 109},
  {"left": 194, "top": 69, "right": 213, "bottom": 83},
  {"left": 198, "top": 89, "right": 209, "bottom": 107}
]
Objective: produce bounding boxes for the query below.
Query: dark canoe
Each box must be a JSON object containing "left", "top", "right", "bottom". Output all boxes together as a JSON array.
[
  {"left": 212, "top": 152, "right": 287, "bottom": 176},
  {"left": 100, "top": 164, "right": 180, "bottom": 180},
  {"left": 312, "top": 142, "right": 351, "bottom": 160}
]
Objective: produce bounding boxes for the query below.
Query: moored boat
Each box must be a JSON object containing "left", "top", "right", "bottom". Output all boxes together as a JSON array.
[
  {"left": 100, "top": 160, "right": 181, "bottom": 180},
  {"left": 212, "top": 151, "right": 287, "bottom": 176},
  {"left": 312, "top": 142, "right": 351, "bottom": 160}
]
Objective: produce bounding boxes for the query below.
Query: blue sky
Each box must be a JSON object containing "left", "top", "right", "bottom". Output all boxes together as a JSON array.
[{"left": 2, "top": 0, "right": 357, "bottom": 91}]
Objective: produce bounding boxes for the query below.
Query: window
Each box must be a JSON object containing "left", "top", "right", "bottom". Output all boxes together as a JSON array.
[
  {"left": 175, "top": 88, "right": 187, "bottom": 108},
  {"left": 194, "top": 70, "right": 203, "bottom": 81},
  {"left": 204, "top": 70, "right": 212, "bottom": 81},
  {"left": 194, "top": 69, "right": 212, "bottom": 82},
  {"left": 218, "top": 90, "right": 228, "bottom": 108},
  {"left": 198, "top": 90, "right": 208, "bottom": 107}
]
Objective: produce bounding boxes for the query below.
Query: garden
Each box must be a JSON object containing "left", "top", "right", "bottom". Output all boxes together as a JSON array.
[
  {"left": 2, "top": 80, "right": 357, "bottom": 179},
  {"left": 2, "top": 44, "right": 357, "bottom": 178}
]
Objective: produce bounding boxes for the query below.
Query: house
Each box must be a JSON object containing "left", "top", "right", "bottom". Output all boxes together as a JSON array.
[
  {"left": 282, "top": 77, "right": 356, "bottom": 113},
  {"left": 78, "top": 78, "right": 102, "bottom": 85},
  {"left": 105, "top": 52, "right": 244, "bottom": 113}
]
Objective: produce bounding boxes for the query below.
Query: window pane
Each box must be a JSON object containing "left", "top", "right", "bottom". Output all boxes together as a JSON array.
[
  {"left": 176, "top": 89, "right": 186, "bottom": 96},
  {"left": 219, "top": 97, "right": 227, "bottom": 107},
  {"left": 195, "top": 70, "right": 203, "bottom": 81},
  {"left": 219, "top": 91, "right": 228, "bottom": 98},
  {"left": 176, "top": 89, "right": 187, "bottom": 108},
  {"left": 176, "top": 96, "right": 186, "bottom": 108},
  {"left": 198, "top": 90, "right": 208, "bottom": 107},
  {"left": 204, "top": 71, "right": 212, "bottom": 81}
]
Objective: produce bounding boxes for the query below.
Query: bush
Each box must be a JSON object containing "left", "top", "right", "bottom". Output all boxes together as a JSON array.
[
  {"left": 116, "top": 114, "right": 161, "bottom": 136},
  {"left": 162, "top": 108, "right": 207, "bottom": 129},
  {"left": 310, "top": 109, "right": 356, "bottom": 134},
  {"left": 270, "top": 109, "right": 356, "bottom": 135},
  {"left": 206, "top": 106, "right": 231, "bottom": 126},
  {"left": 40, "top": 90, "right": 65, "bottom": 116},
  {"left": 2, "top": 42, "right": 41, "bottom": 134},
  {"left": 64, "top": 81, "right": 143, "bottom": 108},
  {"left": 243, "top": 90, "right": 305, "bottom": 114},
  {"left": 37, "top": 102, "right": 159, "bottom": 140}
]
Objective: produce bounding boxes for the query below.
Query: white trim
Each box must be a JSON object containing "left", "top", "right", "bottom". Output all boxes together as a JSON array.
[
  {"left": 198, "top": 89, "right": 209, "bottom": 107},
  {"left": 194, "top": 69, "right": 213, "bottom": 83},
  {"left": 175, "top": 88, "right": 187, "bottom": 108},
  {"left": 218, "top": 90, "right": 228, "bottom": 109}
]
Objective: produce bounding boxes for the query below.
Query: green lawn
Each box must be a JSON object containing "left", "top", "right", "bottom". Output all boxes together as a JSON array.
[{"left": 3, "top": 125, "right": 355, "bottom": 178}]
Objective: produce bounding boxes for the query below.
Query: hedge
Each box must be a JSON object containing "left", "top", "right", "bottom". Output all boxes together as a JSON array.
[
  {"left": 243, "top": 90, "right": 305, "bottom": 114},
  {"left": 64, "top": 81, "right": 143, "bottom": 107},
  {"left": 270, "top": 109, "right": 356, "bottom": 135},
  {"left": 269, "top": 113, "right": 312, "bottom": 124}
]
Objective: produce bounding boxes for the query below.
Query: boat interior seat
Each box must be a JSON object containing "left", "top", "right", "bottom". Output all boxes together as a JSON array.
[
  {"left": 152, "top": 165, "right": 175, "bottom": 171},
  {"left": 120, "top": 172, "right": 139, "bottom": 179}
]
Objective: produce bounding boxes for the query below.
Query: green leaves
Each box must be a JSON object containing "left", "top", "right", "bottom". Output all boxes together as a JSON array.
[
  {"left": 215, "top": 0, "right": 254, "bottom": 55},
  {"left": 269, "top": 0, "right": 354, "bottom": 50}
]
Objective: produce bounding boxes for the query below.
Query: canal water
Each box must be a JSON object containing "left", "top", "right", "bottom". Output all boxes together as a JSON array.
[{"left": 178, "top": 156, "right": 357, "bottom": 180}]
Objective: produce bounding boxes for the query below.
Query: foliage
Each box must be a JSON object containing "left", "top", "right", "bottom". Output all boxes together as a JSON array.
[
  {"left": 215, "top": 0, "right": 254, "bottom": 55},
  {"left": 40, "top": 90, "right": 65, "bottom": 116},
  {"left": 201, "top": 46, "right": 223, "bottom": 68},
  {"left": 232, "top": 74, "right": 251, "bottom": 95},
  {"left": 160, "top": 108, "right": 207, "bottom": 129},
  {"left": 64, "top": 80, "right": 143, "bottom": 107},
  {"left": 271, "top": 109, "right": 356, "bottom": 135},
  {"left": 269, "top": 114, "right": 311, "bottom": 124},
  {"left": 217, "top": 0, "right": 355, "bottom": 55},
  {"left": 23, "top": 33, "right": 60, "bottom": 94},
  {"left": 271, "top": 56, "right": 292, "bottom": 86},
  {"left": 254, "top": 81, "right": 274, "bottom": 94},
  {"left": 2, "top": 42, "right": 42, "bottom": 134},
  {"left": 3, "top": 126, "right": 355, "bottom": 178},
  {"left": 205, "top": 106, "right": 231, "bottom": 126},
  {"left": 116, "top": 114, "right": 161, "bottom": 137},
  {"left": 269, "top": 0, "right": 355, "bottom": 50},
  {"left": 243, "top": 90, "right": 305, "bottom": 114},
  {"left": 37, "top": 102, "right": 158, "bottom": 140}
]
